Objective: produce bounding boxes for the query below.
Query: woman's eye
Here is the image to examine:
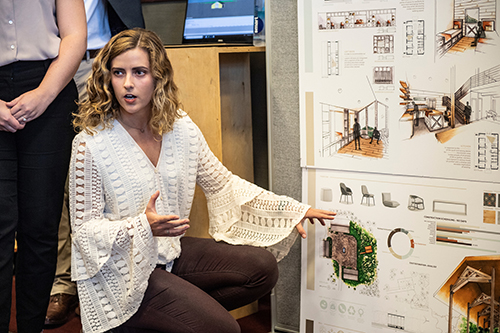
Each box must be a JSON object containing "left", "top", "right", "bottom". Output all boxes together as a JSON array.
[
  {"left": 113, "top": 70, "right": 123, "bottom": 76},
  {"left": 135, "top": 70, "right": 146, "bottom": 76}
]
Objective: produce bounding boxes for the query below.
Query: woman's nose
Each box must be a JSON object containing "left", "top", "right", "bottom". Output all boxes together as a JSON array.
[{"left": 124, "top": 74, "right": 133, "bottom": 88}]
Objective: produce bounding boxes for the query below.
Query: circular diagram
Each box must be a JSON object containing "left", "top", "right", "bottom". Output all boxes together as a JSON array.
[{"left": 387, "top": 228, "right": 414, "bottom": 259}]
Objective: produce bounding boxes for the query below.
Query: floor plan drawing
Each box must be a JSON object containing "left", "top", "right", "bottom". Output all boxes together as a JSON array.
[
  {"left": 404, "top": 20, "right": 425, "bottom": 56},
  {"left": 322, "top": 40, "right": 340, "bottom": 77},
  {"left": 475, "top": 132, "right": 499, "bottom": 170},
  {"left": 373, "top": 35, "right": 394, "bottom": 54},
  {"left": 383, "top": 269, "right": 430, "bottom": 310}
]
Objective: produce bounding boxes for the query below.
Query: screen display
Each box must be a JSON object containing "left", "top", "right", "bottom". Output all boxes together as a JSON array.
[{"left": 183, "top": 0, "right": 254, "bottom": 44}]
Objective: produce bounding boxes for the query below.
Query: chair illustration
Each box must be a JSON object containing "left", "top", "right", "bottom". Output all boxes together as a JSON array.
[
  {"left": 408, "top": 195, "right": 424, "bottom": 211},
  {"left": 360, "top": 185, "right": 375, "bottom": 206},
  {"left": 339, "top": 183, "right": 353, "bottom": 204},
  {"left": 382, "top": 192, "right": 399, "bottom": 208}
]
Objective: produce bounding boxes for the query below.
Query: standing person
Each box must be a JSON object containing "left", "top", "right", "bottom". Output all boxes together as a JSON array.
[
  {"left": 413, "top": 101, "right": 420, "bottom": 127},
  {"left": 474, "top": 21, "right": 485, "bottom": 47},
  {"left": 0, "top": 1, "right": 86, "bottom": 332},
  {"left": 70, "top": 28, "right": 336, "bottom": 333},
  {"left": 45, "top": 1, "right": 145, "bottom": 327},
  {"left": 464, "top": 101, "right": 472, "bottom": 124},
  {"left": 444, "top": 106, "right": 451, "bottom": 125},
  {"left": 353, "top": 117, "right": 361, "bottom": 150}
]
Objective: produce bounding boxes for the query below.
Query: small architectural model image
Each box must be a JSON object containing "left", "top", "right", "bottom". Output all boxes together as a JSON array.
[
  {"left": 434, "top": 255, "right": 500, "bottom": 333},
  {"left": 382, "top": 192, "right": 399, "bottom": 208},
  {"left": 322, "top": 218, "right": 378, "bottom": 287}
]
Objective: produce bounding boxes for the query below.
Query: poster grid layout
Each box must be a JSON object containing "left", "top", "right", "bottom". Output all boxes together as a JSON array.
[{"left": 298, "top": 0, "right": 500, "bottom": 332}]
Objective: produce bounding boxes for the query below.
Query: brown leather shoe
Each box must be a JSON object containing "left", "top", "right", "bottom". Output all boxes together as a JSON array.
[{"left": 44, "top": 293, "right": 79, "bottom": 328}]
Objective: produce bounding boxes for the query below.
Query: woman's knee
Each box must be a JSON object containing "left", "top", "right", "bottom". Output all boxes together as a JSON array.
[
  {"left": 245, "top": 246, "right": 279, "bottom": 289},
  {"left": 212, "top": 316, "right": 241, "bottom": 333}
]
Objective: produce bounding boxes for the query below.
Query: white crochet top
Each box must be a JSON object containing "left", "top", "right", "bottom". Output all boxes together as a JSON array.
[{"left": 69, "top": 114, "right": 310, "bottom": 333}]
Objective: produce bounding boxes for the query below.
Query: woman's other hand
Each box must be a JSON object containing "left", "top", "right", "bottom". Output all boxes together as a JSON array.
[
  {"left": 145, "top": 191, "right": 190, "bottom": 237},
  {"left": 5, "top": 0, "right": 87, "bottom": 128},
  {"left": 0, "top": 99, "right": 25, "bottom": 132},
  {"left": 296, "top": 208, "right": 336, "bottom": 239},
  {"left": 7, "top": 88, "right": 52, "bottom": 124}
]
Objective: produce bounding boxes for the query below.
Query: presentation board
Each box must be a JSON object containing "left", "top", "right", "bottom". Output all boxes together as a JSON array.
[{"left": 298, "top": 1, "right": 500, "bottom": 332}]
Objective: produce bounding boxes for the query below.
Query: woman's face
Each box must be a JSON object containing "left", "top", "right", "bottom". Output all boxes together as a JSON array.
[{"left": 110, "top": 47, "right": 155, "bottom": 119}]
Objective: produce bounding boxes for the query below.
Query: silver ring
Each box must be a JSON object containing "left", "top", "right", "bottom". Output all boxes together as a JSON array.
[{"left": 22, "top": 117, "right": 27, "bottom": 122}]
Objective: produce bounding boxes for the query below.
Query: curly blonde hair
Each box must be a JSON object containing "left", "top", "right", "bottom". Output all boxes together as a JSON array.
[{"left": 74, "top": 28, "right": 182, "bottom": 135}]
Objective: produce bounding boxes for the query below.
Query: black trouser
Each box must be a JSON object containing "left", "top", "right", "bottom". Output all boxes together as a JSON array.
[
  {"left": 354, "top": 136, "right": 360, "bottom": 149},
  {"left": 114, "top": 237, "right": 279, "bottom": 333},
  {"left": 0, "top": 60, "right": 77, "bottom": 333}
]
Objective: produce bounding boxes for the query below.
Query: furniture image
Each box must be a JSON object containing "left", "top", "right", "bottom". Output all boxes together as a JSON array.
[
  {"left": 321, "top": 188, "right": 333, "bottom": 202},
  {"left": 436, "top": 28, "right": 463, "bottom": 57},
  {"left": 483, "top": 20, "right": 495, "bottom": 32},
  {"left": 339, "top": 183, "right": 353, "bottom": 204},
  {"left": 408, "top": 195, "right": 424, "bottom": 211},
  {"left": 360, "top": 185, "right": 375, "bottom": 206},
  {"left": 382, "top": 192, "right": 399, "bottom": 208}
]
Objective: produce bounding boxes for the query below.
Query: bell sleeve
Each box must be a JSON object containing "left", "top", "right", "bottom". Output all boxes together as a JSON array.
[
  {"left": 69, "top": 135, "right": 158, "bottom": 282},
  {"left": 194, "top": 126, "right": 310, "bottom": 261},
  {"left": 69, "top": 134, "right": 160, "bottom": 331}
]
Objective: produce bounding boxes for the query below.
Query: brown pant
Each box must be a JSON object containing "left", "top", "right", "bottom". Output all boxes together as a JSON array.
[{"left": 114, "top": 237, "right": 279, "bottom": 333}]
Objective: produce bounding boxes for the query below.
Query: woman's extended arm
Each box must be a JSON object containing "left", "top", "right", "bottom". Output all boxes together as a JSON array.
[
  {"left": 192, "top": 119, "right": 335, "bottom": 259},
  {"left": 8, "top": 0, "right": 86, "bottom": 124}
]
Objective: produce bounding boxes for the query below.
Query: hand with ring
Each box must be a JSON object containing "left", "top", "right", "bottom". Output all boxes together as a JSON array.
[
  {"left": 0, "top": 99, "right": 25, "bottom": 132},
  {"left": 7, "top": 87, "right": 52, "bottom": 125},
  {"left": 145, "top": 191, "right": 190, "bottom": 237}
]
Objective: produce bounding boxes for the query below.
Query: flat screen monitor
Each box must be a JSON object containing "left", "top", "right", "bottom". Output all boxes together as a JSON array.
[{"left": 183, "top": 0, "right": 254, "bottom": 45}]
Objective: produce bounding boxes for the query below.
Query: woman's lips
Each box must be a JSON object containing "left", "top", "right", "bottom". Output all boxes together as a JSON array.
[{"left": 124, "top": 94, "right": 137, "bottom": 103}]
